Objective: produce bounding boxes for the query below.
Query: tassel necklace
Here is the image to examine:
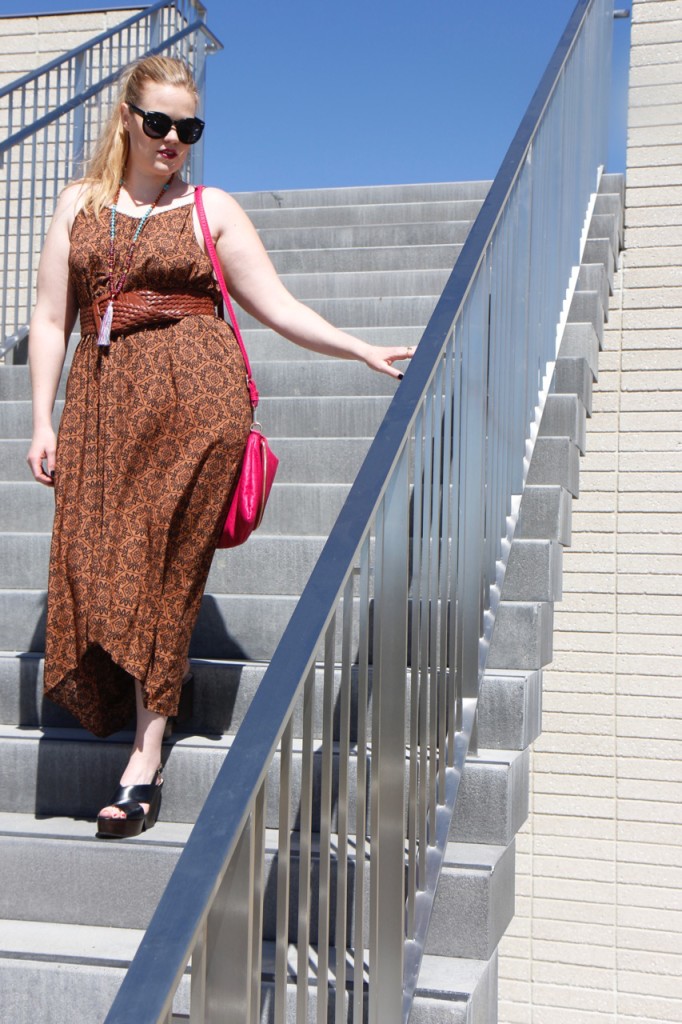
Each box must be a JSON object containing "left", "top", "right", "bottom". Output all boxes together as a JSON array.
[{"left": 97, "top": 172, "right": 174, "bottom": 348}]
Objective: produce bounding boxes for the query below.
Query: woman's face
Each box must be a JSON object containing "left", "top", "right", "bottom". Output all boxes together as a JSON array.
[{"left": 120, "top": 81, "right": 198, "bottom": 180}]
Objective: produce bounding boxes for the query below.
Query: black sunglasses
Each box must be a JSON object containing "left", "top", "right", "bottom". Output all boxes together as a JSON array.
[{"left": 127, "top": 102, "right": 205, "bottom": 145}]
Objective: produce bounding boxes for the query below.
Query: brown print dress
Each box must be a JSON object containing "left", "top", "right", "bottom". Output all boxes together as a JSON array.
[{"left": 43, "top": 201, "right": 253, "bottom": 737}]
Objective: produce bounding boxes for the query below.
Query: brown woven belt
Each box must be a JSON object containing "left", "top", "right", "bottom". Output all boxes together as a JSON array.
[{"left": 79, "top": 289, "right": 217, "bottom": 338}]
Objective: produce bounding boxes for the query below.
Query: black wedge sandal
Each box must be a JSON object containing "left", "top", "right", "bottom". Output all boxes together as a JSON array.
[{"left": 96, "top": 767, "right": 163, "bottom": 839}]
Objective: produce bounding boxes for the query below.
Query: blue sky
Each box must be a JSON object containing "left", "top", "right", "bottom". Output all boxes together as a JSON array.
[{"left": 5, "top": 1, "right": 631, "bottom": 191}]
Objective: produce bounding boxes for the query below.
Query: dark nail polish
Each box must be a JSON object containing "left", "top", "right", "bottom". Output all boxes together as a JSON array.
[
  {"left": 50, "top": 470, "right": 55, "bottom": 478},
  {"left": 397, "top": 373, "right": 404, "bottom": 380}
]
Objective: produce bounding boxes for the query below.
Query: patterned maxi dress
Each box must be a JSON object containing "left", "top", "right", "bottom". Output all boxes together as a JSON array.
[{"left": 43, "top": 202, "right": 253, "bottom": 737}]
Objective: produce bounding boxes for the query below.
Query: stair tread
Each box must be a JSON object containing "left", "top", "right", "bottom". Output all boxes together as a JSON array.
[
  {"left": 0, "top": 918, "right": 144, "bottom": 964},
  {"left": 0, "top": 913, "right": 491, "bottom": 1000},
  {"left": 0, "top": 811, "right": 192, "bottom": 844},
  {"left": 0, "top": 813, "right": 355, "bottom": 853}
]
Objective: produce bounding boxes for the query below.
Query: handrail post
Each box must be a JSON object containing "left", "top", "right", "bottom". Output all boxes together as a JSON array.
[
  {"left": 71, "top": 52, "right": 86, "bottom": 180},
  {"left": 150, "top": 9, "right": 162, "bottom": 50},
  {"left": 369, "top": 449, "right": 410, "bottom": 1022}
]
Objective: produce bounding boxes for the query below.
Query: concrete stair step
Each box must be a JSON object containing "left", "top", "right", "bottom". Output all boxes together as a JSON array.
[
  {"left": 268, "top": 243, "right": 464, "bottom": 274},
  {"left": 0, "top": 439, "right": 31, "bottom": 480},
  {"left": 526, "top": 437, "right": 581, "bottom": 497},
  {"left": 0, "top": 590, "right": 297, "bottom": 660},
  {"left": 576, "top": 262, "right": 610, "bottom": 316},
  {"left": 2, "top": 655, "right": 540, "bottom": 766},
  {"left": 594, "top": 191, "right": 625, "bottom": 247},
  {"left": 487, "top": 600, "right": 554, "bottom": 671},
  {"left": 0, "top": 358, "right": 402, "bottom": 402},
  {"left": 0, "top": 918, "right": 151, "bottom": 1024},
  {"left": 279, "top": 267, "right": 451, "bottom": 300},
  {"left": 239, "top": 325, "right": 424, "bottom": 361},
  {"left": 515, "top": 485, "right": 573, "bottom": 546},
  {"left": 553, "top": 355, "right": 594, "bottom": 416},
  {"left": 0, "top": 481, "right": 350, "bottom": 535},
  {"left": 0, "top": 814, "right": 513, "bottom": 960},
  {"left": 588, "top": 212, "right": 621, "bottom": 262},
  {"left": 582, "top": 237, "right": 616, "bottom": 292},
  {"left": 233, "top": 180, "right": 491, "bottom": 210},
  {"left": 252, "top": 359, "right": 402, "bottom": 396},
  {"left": 0, "top": 533, "right": 328, "bottom": 594},
  {"left": 238, "top": 294, "right": 439, "bottom": 331},
  {"left": 537, "top": 393, "right": 587, "bottom": 453},
  {"left": 477, "top": 670, "right": 543, "bottom": 752},
  {"left": 450, "top": 749, "right": 529, "bottom": 846},
  {"left": 0, "top": 395, "right": 393, "bottom": 440},
  {"left": 559, "top": 322, "right": 600, "bottom": 380},
  {"left": 247, "top": 199, "right": 485, "bottom": 230},
  {"left": 567, "top": 288, "right": 605, "bottom": 344},
  {"left": 0, "top": 918, "right": 496, "bottom": 1024},
  {"left": 0, "top": 435, "right": 373, "bottom": 484},
  {"left": 0, "top": 727, "right": 524, "bottom": 854},
  {"left": 253, "top": 223, "right": 472, "bottom": 253},
  {"left": 502, "top": 538, "right": 563, "bottom": 603},
  {"left": 0, "top": 655, "right": 268, "bottom": 733},
  {"left": 426, "top": 842, "right": 514, "bottom": 960}
]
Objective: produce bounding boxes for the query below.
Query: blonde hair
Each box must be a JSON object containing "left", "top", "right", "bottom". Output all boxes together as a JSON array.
[{"left": 82, "top": 56, "right": 199, "bottom": 217}]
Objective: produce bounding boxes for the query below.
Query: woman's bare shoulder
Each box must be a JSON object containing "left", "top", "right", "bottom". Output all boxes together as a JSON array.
[
  {"left": 198, "top": 186, "right": 252, "bottom": 227},
  {"left": 53, "top": 181, "right": 91, "bottom": 229}
]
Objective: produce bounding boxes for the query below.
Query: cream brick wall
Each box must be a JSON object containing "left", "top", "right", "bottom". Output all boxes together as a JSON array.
[
  {"left": 0, "top": 10, "right": 142, "bottom": 85},
  {"left": 498, "top": 2, "right": 682, "bottom": 1022}
]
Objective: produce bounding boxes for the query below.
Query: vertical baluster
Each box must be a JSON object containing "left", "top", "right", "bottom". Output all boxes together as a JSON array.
[
  {"left": 428, "top": 359, "right": 447, "bottom": 799},
  {"left": 426, "top": 379, "right": 440, "bottom": 830},
  {"left": 407, "top": 415, "right": 424, "bottom": 932},
  {"left": 317, "top": 615, "right": 336, "bottom": 1024},
  {"left": 447, "top": 323, "right": 463, "bottom": 758},
  {"left": 353, "top": 537, "right": 371, "bottom": 1024},
  {"left": 250, "top": 783, "right": 266, "bottom": 1024},
  {"left": 275, "top": 720, "right": 293, "bottom": 1024},
  {"left": 438, "top": 347, "right": 454, "bottom": 787},
  {"left": 205, "top": 815, "right": 256, "bottom": 1023},
  {"left": 72, "top": 52, "right": 86, "bottom": 180},
  {"left": 334, "top": 577, "right": 353, "bottom": 1024},
  {"left": 418, "top": 395, "right": 433, "bottom": 849},
  {"left": 296, "top": 666, "right": 316, "bottom": 1023},
  {"left": 368, "top": 450, "right": 409, "bottom": 1024},
  {"left": 190, "top": 919, "right": 207, "bottom": 1023},
  {"left": 368, "top": 509, "right": 384, "bottom": 1024},
  {"left": 487, "top": 242, "right": 500, "bottom": 589},
  {"left": 17, "top": 84, "right": 26, "bottom": 338}
]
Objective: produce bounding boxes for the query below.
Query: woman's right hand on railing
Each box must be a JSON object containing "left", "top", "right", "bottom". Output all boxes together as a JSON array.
[{"left": 27, "top": 426, "right": 57, "bottom": 487}]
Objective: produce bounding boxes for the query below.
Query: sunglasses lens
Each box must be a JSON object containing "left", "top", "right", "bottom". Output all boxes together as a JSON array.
[
  {"left": 142, "top": 112, "right": 172, "bottom": 139},
  {"left": 176, "top": 119, "right": 204, "bottom": 144}
]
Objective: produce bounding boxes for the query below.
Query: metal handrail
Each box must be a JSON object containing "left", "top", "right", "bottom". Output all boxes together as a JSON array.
[
  {"left": 0, "top": 1, "right": 222, "bottom": 356},
  {"left": 104, "top": 0, "right": 612, "bottom": 1020}
]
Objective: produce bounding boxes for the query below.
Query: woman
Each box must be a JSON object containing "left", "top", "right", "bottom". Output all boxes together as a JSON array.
[{"left": 27, "top": 56, "right": 412, "bottom": 839}]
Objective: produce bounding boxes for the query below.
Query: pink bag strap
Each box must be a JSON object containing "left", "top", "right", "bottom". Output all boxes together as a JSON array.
[{"left": 195, "top": 185, "right": 259, "bottom": 409}]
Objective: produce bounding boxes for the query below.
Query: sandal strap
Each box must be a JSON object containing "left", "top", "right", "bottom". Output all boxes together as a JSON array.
[
  {"left": 108, "top": 771, "right": 162, "bottom": 809},
  {"left": 108, "top": 795, "right": 146, "bottom": 820}
]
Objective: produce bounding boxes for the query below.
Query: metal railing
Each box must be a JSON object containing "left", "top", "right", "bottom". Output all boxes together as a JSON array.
[
  {"left": 104, "top": 0, "right": 613, "bottom": 1021},
  {"left": 0, "top": 0, "right": 221, "bottom": 359}
]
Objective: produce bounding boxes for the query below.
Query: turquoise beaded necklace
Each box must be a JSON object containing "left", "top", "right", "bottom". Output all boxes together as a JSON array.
[{"left": 97, "top": 172, "right": 174, "bottom": 348}]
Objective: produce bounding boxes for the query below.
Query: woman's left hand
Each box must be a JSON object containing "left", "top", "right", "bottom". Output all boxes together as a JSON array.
[{"left": 361, "top": 344, "right": 416, "bottom": 380}]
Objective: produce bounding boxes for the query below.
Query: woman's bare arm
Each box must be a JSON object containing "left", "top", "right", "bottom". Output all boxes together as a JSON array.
[
  {"left": 26, "top": 184, "right": 80, "bottom": 485},
  {"left": 199, "top": 187, "right": 414, "bottom": 380}
]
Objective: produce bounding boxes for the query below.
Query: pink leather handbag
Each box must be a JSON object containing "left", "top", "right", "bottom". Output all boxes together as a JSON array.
[{"left": 195, "top": 185, "right": 279, "bottom": 548}]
